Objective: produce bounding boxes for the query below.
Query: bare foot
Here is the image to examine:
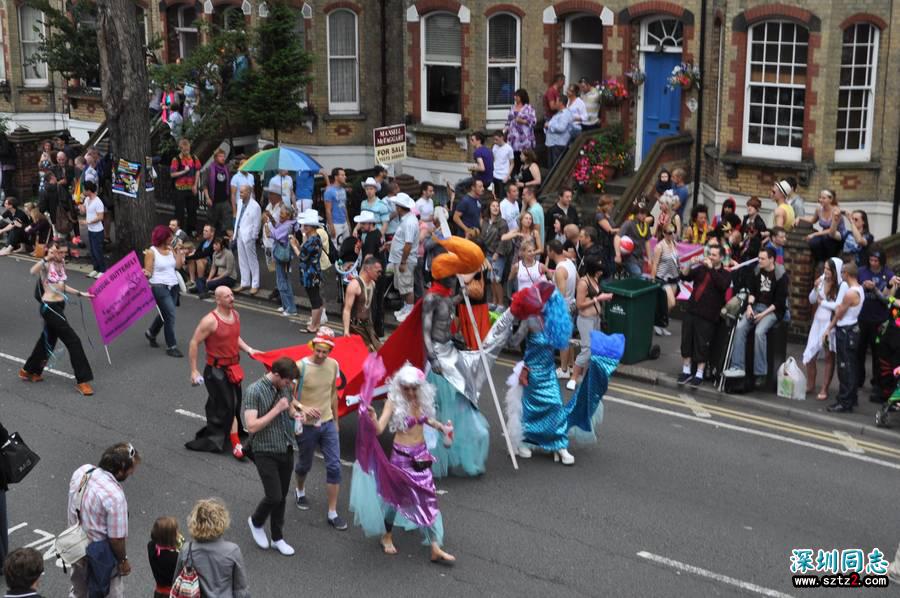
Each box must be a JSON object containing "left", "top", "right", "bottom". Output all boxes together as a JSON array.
[
  {"left": 381, "top": 534, "right": 397, "bottom": 555},
  {"left": 430, "top": 547, "right": 456, "bottom": 564}
]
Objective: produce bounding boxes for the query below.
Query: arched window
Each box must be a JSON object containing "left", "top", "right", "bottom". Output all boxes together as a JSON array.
[
  {"left": 835, "top": 23, "right": 878, "bottom": 162},
  {"left": 19, "top": 6, "right": 47, "bottom": 86},
  {"left": 743, "top": 20, "right": 809, "bottom": 160},
  {"left": 642, "top": 17, "right": 683, "bottom": 51},
  {"left": 176, "top": 5, "right": 200, "bottom": 59},
  {"left": 327, "top": 9, "right": 359, "bottom": 114},
  {"left": 562, "top": 14, "right": 602, "bottom": 85},
  {"left": 487, "top": 13, "right": 520, "bottom": 124},
  {"left": 216, "top": 6, "right": 244, "bottom": 32},
  {"left": 421, "top": 12, "right": 462, "bottom": 128}
]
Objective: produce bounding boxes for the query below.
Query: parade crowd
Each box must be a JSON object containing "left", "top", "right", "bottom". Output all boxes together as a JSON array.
[{"left": 2, "top": 73, "right": 900, "bottom": 596}]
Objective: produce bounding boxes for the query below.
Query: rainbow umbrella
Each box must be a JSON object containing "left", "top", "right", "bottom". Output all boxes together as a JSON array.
[{"left": 239, "top": 147, "right": 321, "bottom": 173}]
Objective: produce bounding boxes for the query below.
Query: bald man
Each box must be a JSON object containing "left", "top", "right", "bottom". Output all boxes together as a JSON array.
[{"left": 187, "top": 286, "right": 260, "bottom": 459}]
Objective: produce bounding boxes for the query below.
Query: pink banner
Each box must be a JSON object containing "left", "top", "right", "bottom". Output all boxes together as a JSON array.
[{"left": 88, "top": 252, "right": 157, "bottom": 345}]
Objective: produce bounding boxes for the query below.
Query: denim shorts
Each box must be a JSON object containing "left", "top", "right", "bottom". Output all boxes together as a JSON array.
[
  {"left": 489, "top": 254, "right": 506, "bottom": 283},
  {"left": 294, "top": 419, "right": 341, "bottom": 484}
]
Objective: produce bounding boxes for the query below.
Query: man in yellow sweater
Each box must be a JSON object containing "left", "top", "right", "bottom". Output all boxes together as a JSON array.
[{"left": 291, "top": 327, "right": 347, "bottom": 530}]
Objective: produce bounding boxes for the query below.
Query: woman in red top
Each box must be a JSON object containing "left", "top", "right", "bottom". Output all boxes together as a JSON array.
[{"left": 169, "top": 138, "right": 200, "bottom": 237}]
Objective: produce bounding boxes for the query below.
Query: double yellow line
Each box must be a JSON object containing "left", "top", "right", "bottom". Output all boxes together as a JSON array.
[{"left": 606, "top": 381, "right": 900, "bottom": 460}]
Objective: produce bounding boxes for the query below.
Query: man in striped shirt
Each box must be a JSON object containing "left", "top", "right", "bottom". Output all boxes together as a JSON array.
[
  {"left": 67, "top": 443, "right": 141, "bottom": 598},
  {"left": 579, "top": 78, "right": 601, "bottom": 130}
]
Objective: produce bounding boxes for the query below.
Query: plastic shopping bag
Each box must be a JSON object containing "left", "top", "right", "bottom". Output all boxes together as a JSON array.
[{"left": 777, "top": 357, "right": 807, "bottom": 400}]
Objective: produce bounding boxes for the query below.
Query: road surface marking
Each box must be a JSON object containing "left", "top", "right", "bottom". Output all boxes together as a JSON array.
[
  {"left": 679, "top": 393, "right": 712, "bottom": 418},
  {"left": 637, "top": 551, "right": 794, "bottom": 598},
  {"left": 608, "top": 382, "right": 900, "bottom": 460},
  {"left": 833, "top": 431, "right": 865, "bottom": 454},
  {"left": 24, "top": 530, "right": 56, "bottom": 551},
  {"left": 0, "top": 352, "right": 76, "bottom": 380},
  {"left": 605, "top": 395, "right": 900, "bottom": 471},
  {"left": 8, "top": 522, "right": 28, "bottom": 534},
  {"left": 175, "top": 409, "right": 208, "bottom": 421}
]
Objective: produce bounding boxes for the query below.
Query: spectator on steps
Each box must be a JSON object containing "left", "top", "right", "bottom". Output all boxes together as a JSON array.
[{"left": 544, "top": 97, "right": 574, "bottom": 169}]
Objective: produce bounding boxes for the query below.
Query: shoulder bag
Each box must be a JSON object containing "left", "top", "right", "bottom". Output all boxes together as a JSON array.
[
  {"left": 0, "top": 431, "right": 40, "bottom": 483},
  {"left": 53, "top": 467, "right": 95, "bottom": 571},
  {"left": 273, "top": 239, "right": 292, "bottom": 264},
  {"left": 169, "top": 542, "right": 202, "bottom": 598}
]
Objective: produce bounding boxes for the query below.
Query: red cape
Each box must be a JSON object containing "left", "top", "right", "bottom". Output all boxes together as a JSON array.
[{"left": 251, "top": 300, "right": 426, "bottom": 417}]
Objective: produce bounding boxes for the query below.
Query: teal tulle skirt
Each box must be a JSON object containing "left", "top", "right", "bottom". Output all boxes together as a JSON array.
[
  {"left": 427, "top": 371, "right": 489, "bottom": 477},
  {"left": 349, "top": 461, "right": 445, "bottom": 546}
]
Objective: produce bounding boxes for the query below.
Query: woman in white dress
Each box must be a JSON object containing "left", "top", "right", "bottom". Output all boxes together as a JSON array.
[{"left": 802, "top": 257, "right": 843, "bottom": 400}]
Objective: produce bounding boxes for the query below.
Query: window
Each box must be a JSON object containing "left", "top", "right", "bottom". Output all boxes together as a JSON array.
[
  {"left": 327, "top": 10, "right": 359, "bottom": 114},
  {"left": 19, "top": 6, "right": 47, "bottom": 86},
  {"left": 421, "top": 12, "right": 462, "bottom": 128},
  {"left": 136, "top": 6, "right": 149, "bottom": 52},
  {"left": 216, "top": 6, "right": 244, "bottom": 31},
  {"left": 0, "top": 10, "right": 7, "bottom": 82},
  {"left": 743, "top": 21, "right": 809, "bottom": 160},
  {"left": 643, "top": 17, "right": 683, "bottom": 51},
  {"left": 176, "top": 6, "right": 199, "bottom": 59},
  {"left": 487, "top": 14, "right": 519, "bottom": 124},
  {"left": 563, "top": 14, "right": 602, "bottom": 85},
  {"left": 835, "top": 23, "right": 878, "bottom": 162}
]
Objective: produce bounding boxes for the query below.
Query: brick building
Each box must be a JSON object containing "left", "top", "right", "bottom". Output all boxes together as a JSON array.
[{"left": 0, "top": 1, "right": 898, "bottom": 238}]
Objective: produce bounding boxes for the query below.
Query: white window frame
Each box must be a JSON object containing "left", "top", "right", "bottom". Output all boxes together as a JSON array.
[
  {"left": 742, "top": 20, "right": 808, "bottom": 161},
  {"left": 835, "top": 24, "right": 879, "bottom": 162},
  {"left": 486, "top": 13, "right": 520, "bottom": 126},
  {"left": 175, "top": 5, "right": 199, "bottom": 60},
  {"left": 19, "top": 6, "right": 47, "bottom": 87},
  {"left": 421, "top": 12, "right": 462, "bottom": 129},
  {"left": 326, "top": 9, "right": 360, "bottom": 114},
  {"left": 0, "top": 10, "right": 7, "bottom": 83},
  {"left": 562, "top": 13, "right": 603, "bottom": 85}
]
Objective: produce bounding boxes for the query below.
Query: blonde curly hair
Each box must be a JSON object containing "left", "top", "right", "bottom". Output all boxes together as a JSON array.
[{"left": 187, "top": 498, "right": 230, "bottom": 542}]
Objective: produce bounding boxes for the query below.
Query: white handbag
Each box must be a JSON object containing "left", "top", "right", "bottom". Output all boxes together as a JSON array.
[{"left": 53, "top": 468, "right": 95, "bottom": 570}]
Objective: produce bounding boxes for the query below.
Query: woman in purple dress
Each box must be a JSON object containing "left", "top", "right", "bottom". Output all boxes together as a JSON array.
[{"left": 505, "top": 88, "right": 536, "bottom": 174}]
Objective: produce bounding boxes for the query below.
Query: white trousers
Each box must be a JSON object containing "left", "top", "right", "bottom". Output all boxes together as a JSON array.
[{"left": 237, "top": 237, "right": 260, "bottom": 288}]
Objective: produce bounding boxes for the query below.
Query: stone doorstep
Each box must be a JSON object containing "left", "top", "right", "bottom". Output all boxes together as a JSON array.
[{"left": 51, "top": 256, "right": 900, "bottom": 449}]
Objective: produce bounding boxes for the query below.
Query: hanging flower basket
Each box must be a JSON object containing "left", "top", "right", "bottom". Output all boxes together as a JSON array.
[
  {"left": 598, "top": 78, "right": 629, "bottom": 107},
  {"left": 666, "top": 62, "right": 701, "bottom": 92},
  {"left": 625, "top": 64, "right": 645, "bottom": 88}
]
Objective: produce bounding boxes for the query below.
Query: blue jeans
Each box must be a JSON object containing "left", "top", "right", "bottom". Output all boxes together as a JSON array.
[
  {"left": 730, "top": 303, "right": 777, "bottom": 376},
  {"left": 275, "top": 261, "right": 296, "bottom": 314},
  {"left": 148, "top": 283, "right": 179, "bottom": 349},
  {"left": 623, "top": 257, "right": 643, "bottom": 278},
  {"left": 88, "top": 230, "right": 105, "bottom": 272},
  {"left": 294, "top": 419, "right": 341, "bottom": 484},
  {"left": 835, "top": 325, "right": 860, "bottom": 408}
]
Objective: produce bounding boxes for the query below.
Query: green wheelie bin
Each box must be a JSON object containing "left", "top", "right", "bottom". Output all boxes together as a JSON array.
[{"left": 601, "top": 278, "right": 661, "bottom": 364}]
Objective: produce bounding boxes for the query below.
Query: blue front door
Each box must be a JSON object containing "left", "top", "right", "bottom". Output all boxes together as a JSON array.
[{"left": 642, "top": 53, "right": 682, "bottom": 160}]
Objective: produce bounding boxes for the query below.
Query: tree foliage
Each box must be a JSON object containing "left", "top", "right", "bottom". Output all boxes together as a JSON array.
[
  {"left": 23, "top": 0, "right": 100, "bottom": 86},
  {"left": 244, "top": 2, "right": 313, "bottom": 145}
]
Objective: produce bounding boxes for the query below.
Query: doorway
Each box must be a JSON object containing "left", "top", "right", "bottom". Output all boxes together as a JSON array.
[{"left": 635, "top": 18, "right": 684, "bottom": 166}]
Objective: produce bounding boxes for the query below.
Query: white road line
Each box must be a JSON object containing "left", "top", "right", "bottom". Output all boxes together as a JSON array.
[
  {"left": 832, "top": 430, "right": 865, "bottom": 454},
  {"left": 7, "top": 522, "right": 28, "bottom": 534},
  {"left": 175, "top": 409, "right": 208, "bottom": 421},
  {"left": 679, "top": 393, "right": 712, "bottom": 418},
  {"left": 605, "top": 395, "right": 900, "bottom": 471},
  {"left": 637, "top": 551, "right": 794, "bottom": 598},
  {"left": 0, "top": 352, "right": 75, "bottom": 380}
]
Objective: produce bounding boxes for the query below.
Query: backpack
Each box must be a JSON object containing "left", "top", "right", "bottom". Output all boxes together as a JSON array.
[{"left": 169, "top": 542, "right": 202, "bottom": 598}]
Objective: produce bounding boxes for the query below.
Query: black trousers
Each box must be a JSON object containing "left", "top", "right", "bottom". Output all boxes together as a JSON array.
[
  {"left": 857, "top": 320, "right": 881, "bottom": 389},
  {"left": 251, "top": 448, "right": 294, "bottom": 542},
  {"left": 23, "top": 301, "right": 93, "bottom": 383},
  {"left": 173, "top": 189, "right": 197, "bottom": 235},
  {"left": 185, "top": 365, "right": 243, "bottom": 452},
  {"left": 372, "top": 270, "right": 388, "bottom": 337}
]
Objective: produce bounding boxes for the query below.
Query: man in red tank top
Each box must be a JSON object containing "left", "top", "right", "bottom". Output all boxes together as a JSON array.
[{"left": 186, "top": 286, "right": 260, "bottom": 458}]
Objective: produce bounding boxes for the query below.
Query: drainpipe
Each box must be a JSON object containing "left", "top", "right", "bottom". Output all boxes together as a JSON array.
[
  {"left": 380, "top": 1, "right": 387, "bottom": 126},
  {"left": 691, "top": 0, "right": 707, "bottom": 210},
  {"left": 713, "top": 8, "right": 724, "bottom": 150},
  {"left": 893, "top": 129, "right": 900, "bottom": 235}
]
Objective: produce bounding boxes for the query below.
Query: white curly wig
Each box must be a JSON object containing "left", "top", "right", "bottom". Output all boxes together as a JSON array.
[{"left": 387, "top": 362, "right": 437, "bottom": 433}]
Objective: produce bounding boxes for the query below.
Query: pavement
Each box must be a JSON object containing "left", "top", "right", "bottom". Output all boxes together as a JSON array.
[{"left": 2, "top": 252, "right": 900, "bottom": 597}]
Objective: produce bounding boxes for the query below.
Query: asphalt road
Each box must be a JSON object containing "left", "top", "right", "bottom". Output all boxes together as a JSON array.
[{"left": 1, "top": 254, "right": 899, "bottom": 597}]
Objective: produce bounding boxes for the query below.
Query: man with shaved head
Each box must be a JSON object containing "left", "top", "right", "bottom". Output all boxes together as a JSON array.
[{"left": 187, "top": 285, "right": 261, "bottom": 459}]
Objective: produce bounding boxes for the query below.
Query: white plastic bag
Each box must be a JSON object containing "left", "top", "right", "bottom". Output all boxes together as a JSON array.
[{"left": 777, "top": 357, "right": 807, "bottom": 400}]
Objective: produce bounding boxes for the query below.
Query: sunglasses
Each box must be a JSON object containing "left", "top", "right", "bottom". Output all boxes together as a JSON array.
[{"left": 664, "top": 229, "right": 675, "bottom": 235}]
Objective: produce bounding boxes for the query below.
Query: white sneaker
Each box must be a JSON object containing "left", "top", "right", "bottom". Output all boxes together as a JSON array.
[
  {"left": 660, "top": 327, "right": 672, "bottom": 337},
  {"left": 723, "top": 367, "right": 745, "bottom": 378},
  {"left": 87, "top": 271, "right": 98, "bottom": 278},
  {"left": 517, "top": 446, "right": 532, "bottom": 458},
  {"left": 248, "top": 517, "right": 269, "bottom": 549},
  {"left": 277, "top": 307, "right": 284, "bottom": 312},
  {"left": 556, "top": 367, "right": 570, "bottom": 379},
  {"left": 321, "top": 312, "right": 328, "bottom": 324},
  {"left": 270, "top": 539, "right": 295, "bottom": 556},
  {"left": 555, "top": 448, "right": 575, "bottom": 465},
  {"left": 566, "top": 379, "right": 577, "bottom": 391},
  {"left": 653, "top": 326, "right": 663, "bottom": 336}
]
